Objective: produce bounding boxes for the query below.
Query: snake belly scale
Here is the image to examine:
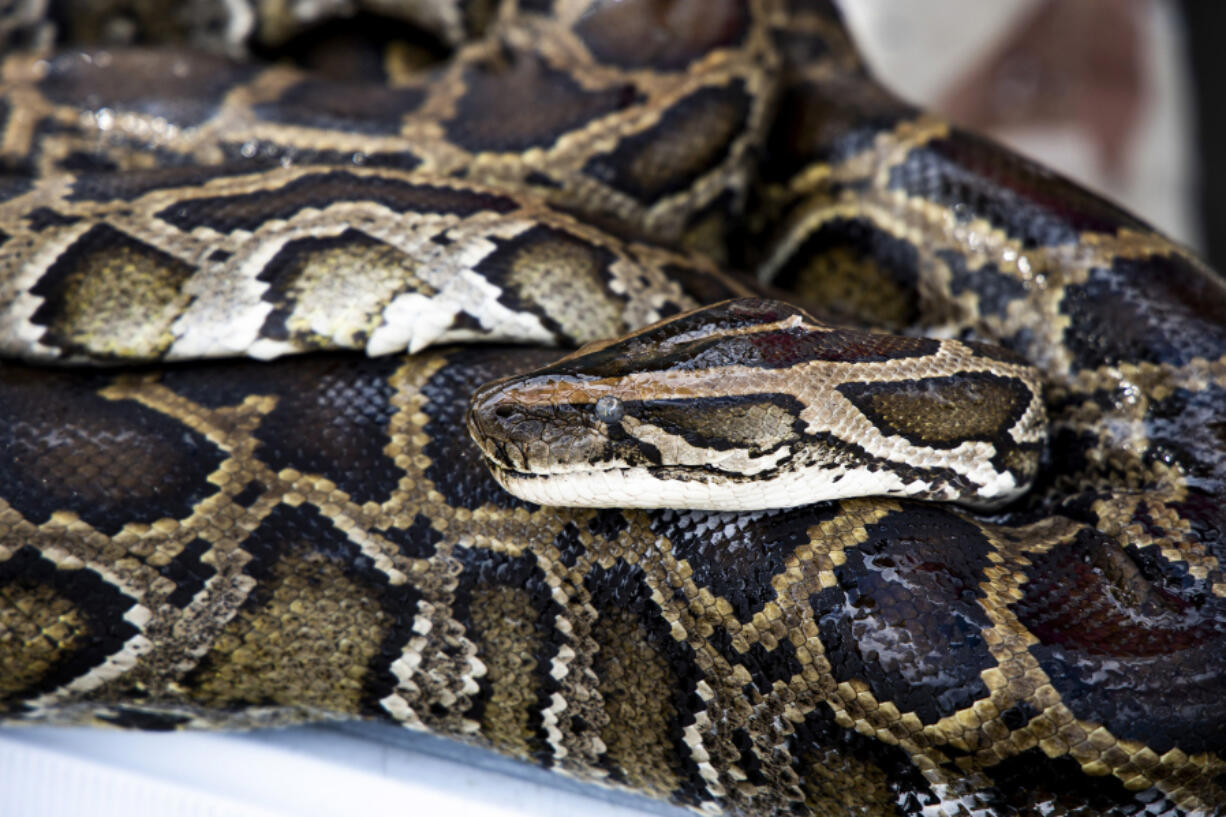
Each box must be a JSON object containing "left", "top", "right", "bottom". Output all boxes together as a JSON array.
[{"left": 0, "top": 2, "right": 1223, "bottom": 816}]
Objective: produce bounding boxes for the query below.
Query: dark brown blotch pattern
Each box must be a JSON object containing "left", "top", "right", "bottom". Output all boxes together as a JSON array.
[
  {"left": 585, "top": 559, "right": 702, "bottom": 802},
  {"left": 768, "top": 218, "right": 921, "bottom": 329},
  {"left": 250, "top": 355, "right": 405, "bottom": 506},
  {"left": 445, "top": 52, "right": 637, "bottom": 153},
  {"left": 0, "top": 546, "right": 141, "bottom": 710},
  {"left": 0, "top": 365, "right": 225, "bottom": 534},
  {"left": 789, "top": 704, "right": 938, "bottom": 817},
  {"left": 255, "top": 228, "right": 428, "bottom": 349},
  {"left": 185, "top": 503, "right": 420, "bottom": 716},
  {"left": 811, "top": 506, "right": 997, "bottom": 725},
  {"left": 1015, "top": 529, "right": 1226, "bottom": 755},
  {"left": 638, "top": 394, "right": 801, "bottom": 452},
  {"left": 36, "top": 50, "right": 258, "bottom": 128},
  {"left": 67, "top": 164, "right": 266, "bottom": 203},
  {"left": 838, "top": 372, "right": 1031, "bottom": 448},
  {"left": 583, "top": 81, "right": 752, "bottom": 203},
  {"left": 482, "top": 225, "right": 624, "bottom": 345},
  {"left": 253, "top": 79, "right": 425, "bottom": 135},
  {"left": 450, "top": 547, "right": 560, "bottom": 763},
  {"left": 575, "top": 0, "right": 749, "bottom": 70},
  {"left": 1059, "top": 254, "right": 1226, "bottom": 370},
  {"left": 29, "top": 224, "right": 195, "bottom": 360},
  {"left": 155, "top": 170, "right": 518, "bottom": 233}
]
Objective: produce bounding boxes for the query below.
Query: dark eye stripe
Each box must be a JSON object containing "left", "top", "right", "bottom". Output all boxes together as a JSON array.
[{"left": 627, "top": 393, "right": 806, "bottom": 452}]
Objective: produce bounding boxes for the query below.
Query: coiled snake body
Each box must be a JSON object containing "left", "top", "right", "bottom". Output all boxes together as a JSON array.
[{"left": 0, "top": 2, "right": 1223, "bottom": 815}]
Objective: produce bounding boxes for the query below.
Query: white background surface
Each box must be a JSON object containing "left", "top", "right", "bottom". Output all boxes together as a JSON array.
[
  {"left": 844, "top": 0, "right": 1198, "bottom": 248},
  {"left": 0, "top": 724, "right": 687, "bottom": 817}
]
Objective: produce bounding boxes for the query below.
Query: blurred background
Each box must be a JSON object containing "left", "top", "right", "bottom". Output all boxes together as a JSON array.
[{"left": 844, "top": 0, "right": 1210, "bottom": 259}]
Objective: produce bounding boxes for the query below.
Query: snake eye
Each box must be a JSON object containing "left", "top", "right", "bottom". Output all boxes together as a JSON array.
[{"left": 594, "top": 395, "right": 624, "bottom": 424}]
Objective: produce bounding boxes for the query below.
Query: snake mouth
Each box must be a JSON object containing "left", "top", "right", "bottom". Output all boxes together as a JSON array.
[
  {"left": 476, "top": 441, "right": 622, "bottom": 479},
  {"left": 484, "top": 463, "right": 640, "bottom": 508},
  {"left": 481, "top": 454, "right": 704, "bottom": 510}
]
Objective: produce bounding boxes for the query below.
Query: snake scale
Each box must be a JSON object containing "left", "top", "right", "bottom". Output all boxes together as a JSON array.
[{"left": 0, "top": 1, "right": 1223, "bottom": 815}]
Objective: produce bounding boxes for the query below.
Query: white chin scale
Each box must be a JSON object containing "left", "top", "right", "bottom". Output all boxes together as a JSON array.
[{"left": 492, "top": 463, "right": 965, "bottom": 512}]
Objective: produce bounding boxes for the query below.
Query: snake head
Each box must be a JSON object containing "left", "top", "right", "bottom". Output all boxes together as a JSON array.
[{"left": 467, "top": 298, "right": 1047, "bottom": 511}]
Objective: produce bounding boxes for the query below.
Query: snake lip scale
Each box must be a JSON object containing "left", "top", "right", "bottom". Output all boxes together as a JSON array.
[{"left": 0, "top": 1, "right": 1224, "bottom": 816}]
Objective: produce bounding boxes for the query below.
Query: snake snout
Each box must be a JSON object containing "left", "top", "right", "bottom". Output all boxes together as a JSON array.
[
  {"left": 467, "top": 381, "right": 525, "bottom": 462},
  {"left": 467, "top": 377, "right": 606, "bottom": 473}
]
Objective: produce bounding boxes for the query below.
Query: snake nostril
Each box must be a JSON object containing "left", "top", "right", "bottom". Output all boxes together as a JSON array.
[{"left": 494, "top": 405, "right": 515, "bottom": 420}]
